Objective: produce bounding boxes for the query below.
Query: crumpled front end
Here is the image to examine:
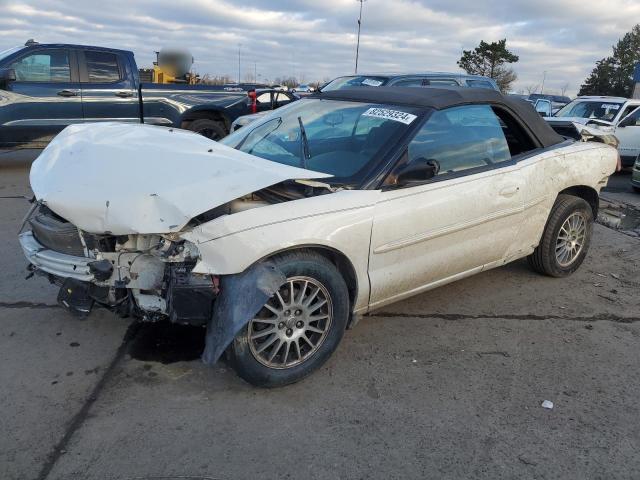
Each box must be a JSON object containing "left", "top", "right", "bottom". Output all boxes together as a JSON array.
[{"left": 21, "top": 203, "right": 216, "bottom": 323}]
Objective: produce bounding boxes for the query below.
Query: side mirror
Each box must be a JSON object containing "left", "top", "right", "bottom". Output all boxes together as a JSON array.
[
  {"left": 0, "top": 68, "right": 16, "bottom": 88},
  {"left": 396, "top": 158, "right": 440, "bottom": 186}
]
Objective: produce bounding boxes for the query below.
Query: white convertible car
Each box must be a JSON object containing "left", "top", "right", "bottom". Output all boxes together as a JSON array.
[{"left": 21, "top": 87, "right": 618, "bottom": 386}]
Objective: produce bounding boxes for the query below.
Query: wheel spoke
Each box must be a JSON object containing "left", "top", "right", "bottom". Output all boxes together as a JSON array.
[
  {"left": 264, "top": 302, "right": 281, "bottom": 315},
  {"left": 304, "top": 287, "right": 320, "bottom": 307},
  {"left": 282, "top": 341, "right": 291, "bottom": 365},
  {"left": 251, "top": 327, "right": 275, "bottom": 340},
  {"left": 256, "top": 334, "right": 278, "bottom": 354},
  {"left": 275, "top": 291, "right": 287, "bottom": 309},
  {"left": 296, "top": 280, "right": 308, "bottom": 303},
  {"left": 268, "top": 339, "right": 283, "bottom": 362},
  {"left": 309, "top": 298, "right": 327, "bottom": 313},
  {"left": 306, "top": 325, "right": 324, "bottom": 334}
]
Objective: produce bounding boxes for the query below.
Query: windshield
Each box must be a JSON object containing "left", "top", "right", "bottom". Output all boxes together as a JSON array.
[
  {"left": 221, "top": 98, "right": 421, "bottom": 183},
  {"left": 0, "top": 46, "right": 22, "bottom": 62},
  {"left": 555, "top": 100, "right": 624, "bottom": 121},
  {"left": 321, "top": 76, "right": 389, "bottom": 91}
]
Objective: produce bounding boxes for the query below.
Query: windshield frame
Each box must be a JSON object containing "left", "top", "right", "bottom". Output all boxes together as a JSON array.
[
  {"left": 221, "top": 97, "right": 427, "bottom": 188},
  {"left": 0, "top": 46, "right": 23, "bottom": 63}
]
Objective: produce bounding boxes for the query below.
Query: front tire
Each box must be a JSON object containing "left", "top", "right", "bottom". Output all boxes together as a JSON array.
[
  {"left": 227, "top": 251, "right": 350, "bottom": 387},
  {"left": 527, "top": 194, "right": 594, "bottom": 277}
]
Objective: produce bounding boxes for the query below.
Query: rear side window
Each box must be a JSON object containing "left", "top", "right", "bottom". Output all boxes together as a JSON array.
[
  {"left": 85, "top": 51, "right": 120, "bottom": 82},
  {"left": 10, "top": 50, "right": 70, "bottom": 82},
  {"left": 407, "top": 105, "right": 511, "bottom": 176},
  {"left": 466, "top": 79, "right": 496, "bottom": 90}
]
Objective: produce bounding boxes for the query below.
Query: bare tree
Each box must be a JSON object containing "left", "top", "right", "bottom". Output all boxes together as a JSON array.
[{"left": 525, "top": 84, "right": 540, "bottom": 94}]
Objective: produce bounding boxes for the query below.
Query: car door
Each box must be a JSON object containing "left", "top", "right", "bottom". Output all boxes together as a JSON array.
[
  {"left": 368, "top": 104, "right": 525, "bottom": 309},
  {"left": 614, "top": 107, "right": 640, "bottom": 166},
  {"left": 2, "top": 47, "right": 81, "bottom": 148},
  {"left": 78, "top": 49, "right": 140, "bottom": 123}
]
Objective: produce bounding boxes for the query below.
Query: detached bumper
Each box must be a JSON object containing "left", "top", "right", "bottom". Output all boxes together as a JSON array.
[{"left": 19, "top": 231, "right": 94, "bottom": 281}]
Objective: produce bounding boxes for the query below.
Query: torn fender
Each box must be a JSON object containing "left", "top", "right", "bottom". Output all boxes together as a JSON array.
[
  {"left": 202, "top": 260, "right": 286, "bottom": 364},
  {"left": 30, "top": 122, "right": 330, "bottom": 235}
]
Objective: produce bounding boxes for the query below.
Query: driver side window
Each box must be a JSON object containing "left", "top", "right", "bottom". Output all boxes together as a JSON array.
[
  {"left": 621, "top": 107, "right": 640, "bottom": 126},
  {"left": 405, "top": 105, "right": 511, "bottom": 177}
]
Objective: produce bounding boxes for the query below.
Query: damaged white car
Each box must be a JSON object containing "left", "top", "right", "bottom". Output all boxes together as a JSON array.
[{"left": 21, "top": 87, "right": 618, "bottom": 386}]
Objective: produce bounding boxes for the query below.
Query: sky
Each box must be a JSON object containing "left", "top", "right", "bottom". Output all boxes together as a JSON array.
[{"left": 0, "top": 0, "right": 639, "bottom": 96}]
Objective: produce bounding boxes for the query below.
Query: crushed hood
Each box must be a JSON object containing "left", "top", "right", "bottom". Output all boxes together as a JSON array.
[{"left": 30, "top": 122, "right": 330, "bottom": 234}]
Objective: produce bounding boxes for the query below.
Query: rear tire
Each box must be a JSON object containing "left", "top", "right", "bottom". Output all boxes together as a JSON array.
[
  {"left": 187, "top": 118, "right": 227, "bottom": 140},
  {"left": 527, "top": 194, "right": 593, "bottom": 277},
  {"left": 227, "top": 251, "right": 350, "bottom": 388},
  {"left": 633, "top": 186, "right": 640, "bottom": 193}
]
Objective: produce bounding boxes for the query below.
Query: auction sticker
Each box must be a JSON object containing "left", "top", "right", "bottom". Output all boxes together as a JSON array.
[{"left": 362, "top": 107, "right": 417, "bottom": 125}]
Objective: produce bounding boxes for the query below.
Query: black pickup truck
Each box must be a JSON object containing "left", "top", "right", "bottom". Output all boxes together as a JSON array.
[{"left": 0, "top": 41, "right": 295, "bottom": 148}]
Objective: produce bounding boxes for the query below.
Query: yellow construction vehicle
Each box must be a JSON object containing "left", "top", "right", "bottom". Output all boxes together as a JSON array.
[{"left": 139, "top": 48, "right": 199, "bottom": 84}]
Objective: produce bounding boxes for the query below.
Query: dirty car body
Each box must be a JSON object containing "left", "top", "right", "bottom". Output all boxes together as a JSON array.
[{"left": 21, "top": 87, "right": 618, "bottom": 386}]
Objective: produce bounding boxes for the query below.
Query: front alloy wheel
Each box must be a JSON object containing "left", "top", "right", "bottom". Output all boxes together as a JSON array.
[
  {"left": 248, "top": 276, "right": 332, "bottom": 369},
  {"left": 227, "top": 251, "right": 349, "bottom": 387}
]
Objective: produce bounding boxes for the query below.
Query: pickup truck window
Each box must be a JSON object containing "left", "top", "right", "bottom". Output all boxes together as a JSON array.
[
  {"left": 10, "top": 50, "right": 70, "bottom": 82},
  {"left": 84, "top": 51, "right": 120, "bottom": 83}
]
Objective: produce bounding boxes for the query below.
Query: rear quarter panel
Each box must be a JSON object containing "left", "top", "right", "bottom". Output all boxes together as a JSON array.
[{"left": 512, "top": 141, "right": 617, "bottom": 257}]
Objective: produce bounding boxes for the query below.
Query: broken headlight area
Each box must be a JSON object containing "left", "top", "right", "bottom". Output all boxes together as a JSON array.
[{"left": 22, "top": 205, "right": 216, "bottom": 323}]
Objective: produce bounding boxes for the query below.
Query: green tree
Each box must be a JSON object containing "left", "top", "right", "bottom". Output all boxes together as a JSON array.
[
  {"left": 457, "top": 39, "right": 519, "bottom": 92},
  {"left": 578, "top": 24, "right": 640, "bottom": 97}
]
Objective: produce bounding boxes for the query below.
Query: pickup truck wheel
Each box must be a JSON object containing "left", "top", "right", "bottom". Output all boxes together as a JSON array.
[
  {"left": 187, "top": 119, "right": 227, "bottom": 140},
  {"left": 527, "top": 194, "right": 593, "bottom": 277},
  {"left": 227, "top": 252, "right": 349, "bottom": 387}
]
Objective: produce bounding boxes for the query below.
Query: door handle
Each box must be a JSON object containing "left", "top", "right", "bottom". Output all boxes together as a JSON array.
[
  {"left": 57, "top": 89, "right": 78, "bottom": 97},
  {"left": 115, "top": 91, "right": 133, "bottom": 98},
  {"left": 499, "top": 186, "right": 520, "bottom": 197}
]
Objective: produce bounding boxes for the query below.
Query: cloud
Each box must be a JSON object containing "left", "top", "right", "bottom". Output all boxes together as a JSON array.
[{"left": 0, "top": 0, "right": 637, "bottom": 95}]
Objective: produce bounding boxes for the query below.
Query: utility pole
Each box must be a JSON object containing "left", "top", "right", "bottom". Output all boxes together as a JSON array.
[
  {"left": 238, "top": 44, "right": 242, "bottom": 84},
  {"left": 355, "top": 0, "right": 366, "bottom": 73},
  {"left": 541, "top": 70, "right": 547, "bottom": 94},
  {"left": 254, "top": 61, "right": 257, "bottom": 83}
]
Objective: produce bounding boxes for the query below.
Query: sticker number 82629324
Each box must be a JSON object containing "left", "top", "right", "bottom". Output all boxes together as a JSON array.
[{"left": 362, "top": 107, "right": 417, "bottom": 125}]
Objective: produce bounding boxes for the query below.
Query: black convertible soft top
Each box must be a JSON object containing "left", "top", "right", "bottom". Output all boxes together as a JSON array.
[{"left": 315, "top": 86, "right": 565, "bottom": 148}]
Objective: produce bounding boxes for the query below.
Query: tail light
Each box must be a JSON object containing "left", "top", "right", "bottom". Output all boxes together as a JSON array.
[{"left": 247, "top": 90, "right": 257, "bottom": 114}]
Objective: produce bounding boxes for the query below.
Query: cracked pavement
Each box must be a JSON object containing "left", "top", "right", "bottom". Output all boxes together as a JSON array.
[{"left": 0, "top": 164, "right": 639, "bottom": 480}]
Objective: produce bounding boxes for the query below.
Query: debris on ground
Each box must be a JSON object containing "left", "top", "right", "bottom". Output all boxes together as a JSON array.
[{"left": 541, "top": 400, "right": 554, "bottom": 409}]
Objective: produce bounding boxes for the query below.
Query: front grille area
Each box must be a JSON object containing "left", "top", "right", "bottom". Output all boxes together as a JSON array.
[{"left": 29, "top": 207, "right": 86, "bottom": 257}]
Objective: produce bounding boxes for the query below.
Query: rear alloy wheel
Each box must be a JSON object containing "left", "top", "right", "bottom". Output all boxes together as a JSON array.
[
  {"left": 227, "top": 252, "right": 349, "bottom": 387},
  {"left": 187, "top": 118, "right": 227, "bottom": 140},
  {"left": 528, "top": 194, "right": 594, "bottom": 277}
]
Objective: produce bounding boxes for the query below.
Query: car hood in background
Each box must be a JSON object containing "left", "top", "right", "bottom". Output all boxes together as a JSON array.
[
  {"left": 546, "top": 116, "right": 614, "bottom": 128},
  {"left": 30, "top": 122, "right": 330, "bottom": 235}
]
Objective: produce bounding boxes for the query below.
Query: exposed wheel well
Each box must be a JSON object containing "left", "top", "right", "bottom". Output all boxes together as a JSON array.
[
  {"left": 180, "top": 110, "right": 230, "bottom": 133},
  {"left": 558, "top": 185, "right": 599, "bottom": 219},
  {"left": 262, "top": 245, "right": 359, "bottom": 325}
]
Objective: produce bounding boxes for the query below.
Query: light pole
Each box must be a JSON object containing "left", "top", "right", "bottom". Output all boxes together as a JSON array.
[
  {"left": 238, "top": 44, "right": 242, "bottom": 84},
  {"left": 541, "top": 70, "right": 547, "bottom": 94},
  {"left": 355, "top": 0, "right": 367, "bottom": 73}
]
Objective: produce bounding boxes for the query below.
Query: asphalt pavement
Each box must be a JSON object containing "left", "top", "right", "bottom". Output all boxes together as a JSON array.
[{"left": 1, "top": 162, "right": 639, "bottom": 480}]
